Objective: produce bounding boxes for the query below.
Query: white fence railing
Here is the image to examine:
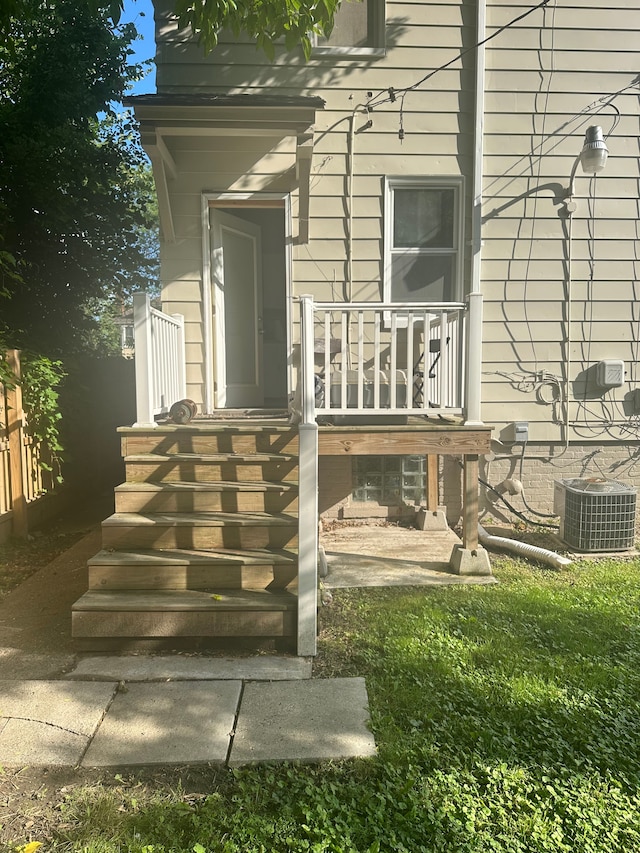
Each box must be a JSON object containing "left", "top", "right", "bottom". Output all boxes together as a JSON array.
[
  {"left": 298, "top": 299, "right": 474, "bottom": 422},
  {"left": 133, "top": 292, "right": 186, "bottom": 427}
]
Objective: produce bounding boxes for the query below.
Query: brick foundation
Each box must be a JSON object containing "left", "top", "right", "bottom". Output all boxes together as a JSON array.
[
  {"left": 317, "top": 443, "right": 640, "bottom": 530},
  {"left": 481, "top": 442, "right": 640, "bottom": 524}
]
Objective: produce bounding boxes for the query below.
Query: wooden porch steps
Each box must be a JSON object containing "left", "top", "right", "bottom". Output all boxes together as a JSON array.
[
  {"left": 87, "top": 547, "right": 298, "bottom": 590},
  {"left": 72, "top": 423, "right": 301, "bottom": 647},
  {"left": 114, "top": 481, "right": 299, "bottom": 513},
  {"left": 101, "top": 511, "right": 299, "bottom": 550},
  {"left": 124, "top": 452, "right": 299, "bottom": 483},
  {"left": 72, "top": 589, "right": 297, "bottom": 639},
  {"left": 120, "top": 429, "right": 299, "bottom": 456}
]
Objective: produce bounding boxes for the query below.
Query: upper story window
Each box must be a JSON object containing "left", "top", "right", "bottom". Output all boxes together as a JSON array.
[
  {"left": 312, "top": 0, "right": 385, "bottom": 58},
  {"left": 384, "top": 176, "right": 465, "bottom": 304}
]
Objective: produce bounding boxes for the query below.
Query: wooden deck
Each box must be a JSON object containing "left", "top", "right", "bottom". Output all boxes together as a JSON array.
[{"left": 71, "top": 415, "right": 491, "bottom": 652}]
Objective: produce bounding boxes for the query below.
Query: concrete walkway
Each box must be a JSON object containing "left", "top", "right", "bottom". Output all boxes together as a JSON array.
[
  {"left": 0, "top": 659, "right": 376, "bottom": 767},
  {"left": 0, "top": 510, "right": 494, "bottom": 769},
  {"left": 0, "top": 512, "right": 377, "bottom": 768}
]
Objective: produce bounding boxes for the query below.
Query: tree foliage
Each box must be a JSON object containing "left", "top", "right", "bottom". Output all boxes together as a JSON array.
[
  {"left": 0, "top": 0, "right": 158, "bottom": 356},
  {"left": 173, "top": 0, "right": 344, "bottom": 60}
]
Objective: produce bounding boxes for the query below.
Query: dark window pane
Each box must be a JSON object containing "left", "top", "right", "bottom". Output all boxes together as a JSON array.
[
  {"left": 320, "top": 0, "right": 372, "bottom": 47},
  {"left": 393, "top": 188, "right": 455, "bottom": 248},
  {"left": 390, "top": 253, "right": 455, "bottom": 302}
]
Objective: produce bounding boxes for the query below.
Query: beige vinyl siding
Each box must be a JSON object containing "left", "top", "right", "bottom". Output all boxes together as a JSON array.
[
  {"left": 152, "top": 0, "right": 474, "bottom": 407},
  {"left": 482, "top": 0, "right": 640, "bottom": 442},
  {"left": 153, "top": 0, "right": 640, "bottom": 437}
]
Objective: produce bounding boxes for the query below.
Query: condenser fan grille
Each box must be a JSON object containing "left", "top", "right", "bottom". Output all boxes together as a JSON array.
[{"left": 555, "top": 478, "right": 637, "bottom": 552}]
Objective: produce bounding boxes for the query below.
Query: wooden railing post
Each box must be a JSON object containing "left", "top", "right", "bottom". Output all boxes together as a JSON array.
[
  {"left": 133, "top": 292, "right": 157, "bottom": 428},
  {"left": 297, "top": 295, "right": 318, "bottom": 656},
  {"left": 6, "top": 350, "right": 28, "bottom": 537}
]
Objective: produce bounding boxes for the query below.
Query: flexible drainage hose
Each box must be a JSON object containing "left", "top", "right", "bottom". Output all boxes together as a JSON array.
[{"left": 478, "top": 524, "right": 572, "bottom": 569}]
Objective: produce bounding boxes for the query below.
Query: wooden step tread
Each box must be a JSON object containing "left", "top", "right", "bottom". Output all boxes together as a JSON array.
[
  {"left": 118, "top": 422, "right": 295, "bottom": 435},
  {"left": 103, "top": 512, "right": 298, "bottom": 527},
  {"left": 115, "top": 480, "right": 298, "bottom": 493},
  {"left": 125, "top": 452, "right": 298, "bottom": 463},
  {"left": 88, "top": 547, "right": 298, "bottom": 567},
  {"left": 73, "top": 589, "right": 297, "bottom": 612}
]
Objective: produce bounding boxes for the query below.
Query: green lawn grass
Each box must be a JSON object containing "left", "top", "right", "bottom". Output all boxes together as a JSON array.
[{"left": 46, "top": 555, "right": 640, "bottom": 852}]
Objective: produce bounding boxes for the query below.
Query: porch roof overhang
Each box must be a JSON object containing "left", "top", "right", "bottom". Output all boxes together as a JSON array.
[{"left": 124, "top": 93, "right": 325, "bottom": 243}]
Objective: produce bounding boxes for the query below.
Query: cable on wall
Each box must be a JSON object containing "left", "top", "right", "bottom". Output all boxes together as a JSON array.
[{"left": 519, "top": 0, "right": 558, "bottom": 376}]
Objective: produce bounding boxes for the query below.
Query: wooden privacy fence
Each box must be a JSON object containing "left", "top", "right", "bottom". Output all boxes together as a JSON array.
[{"left": 0, "top": 350, "right": 59, "bottom": 538}]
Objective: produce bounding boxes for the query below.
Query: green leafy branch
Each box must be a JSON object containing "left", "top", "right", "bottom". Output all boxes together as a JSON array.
[
  {"left": 1, "top": 347, "right": 66, "bottom": 485},
  {"left": 173, "top": 0, "right": 344, "bottom": 60},
  {"left": 20, "top": 353, "right": 66, "bottom": 482}
]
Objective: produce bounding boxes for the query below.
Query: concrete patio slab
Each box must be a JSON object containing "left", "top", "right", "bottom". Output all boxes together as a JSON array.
[
  {"left": 229, "top": 677, "right": 377, "bottom": 766},
  {"left": 67, "top": 655, "right": 312, "bottom": 682},
  {"left": 0, "top": 680, "right": 117, "bottom": 766},
  {"left": 322, "top": 526, "right": 497, "bottom": 587},
  {"left": 82, "top": 680, "right": 242, "bottom": 767}
]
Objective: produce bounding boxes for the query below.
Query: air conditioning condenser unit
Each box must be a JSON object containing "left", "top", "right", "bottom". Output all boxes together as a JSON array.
[{"left": 553, "top": 478, "right": 637, "bottom": 552}]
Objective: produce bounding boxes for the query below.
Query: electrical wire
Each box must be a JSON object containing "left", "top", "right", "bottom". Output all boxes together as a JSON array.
[
  {"left": 519, "top": 0, "right": 558, "bottom": 376},
  {"left": 362, "top": 0, "right": 553, "bottom": 117},
  {"left": 457, "top": 460, "right": 559, "bottom": 528},
  {"left": 517, "top": 442, "right": 559, "bottom": 518},
  {"left": 479, "top": 472, "right": 559, "bottom": 529}
]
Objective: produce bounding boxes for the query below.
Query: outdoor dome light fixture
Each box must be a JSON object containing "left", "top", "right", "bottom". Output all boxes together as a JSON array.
[
  {"left": 568, "top": 125, "right": 609, "bottom": 199},
  {"left": 579, "top": 125, "right": 609, "bottom": 174}
]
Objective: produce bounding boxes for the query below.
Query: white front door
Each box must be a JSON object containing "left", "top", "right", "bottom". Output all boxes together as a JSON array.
[{"left": 210, "top": 209, "right": 264, "bottom": 408}]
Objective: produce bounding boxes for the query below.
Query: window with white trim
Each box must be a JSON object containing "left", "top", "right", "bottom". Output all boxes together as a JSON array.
[
  {"left": 313, "top": 0, "right": 385, "bottom": 57},
  {"left": 384, "top": 176, "right": 464, "bottom": 304}
]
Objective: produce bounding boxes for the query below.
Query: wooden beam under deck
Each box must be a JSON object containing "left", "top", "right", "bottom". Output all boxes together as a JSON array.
[
  {"left": 317, "top": 423, "right": 491, "bottom": 457},
  {"left": 317, "top": 422, "right": 491, "bottom": 557}
]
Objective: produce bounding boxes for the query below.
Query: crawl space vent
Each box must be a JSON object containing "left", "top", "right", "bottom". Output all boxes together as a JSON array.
[{"left": 553, "top": 478, "right": 637, "bottom": 552}]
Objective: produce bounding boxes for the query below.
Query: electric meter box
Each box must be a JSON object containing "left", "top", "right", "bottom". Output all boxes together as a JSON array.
[
  {"left": 597, "top": 359, "right": 625, "bottom": 388},
  {"left": 504, "top": 421, "right": 529, "bottom": 443}
]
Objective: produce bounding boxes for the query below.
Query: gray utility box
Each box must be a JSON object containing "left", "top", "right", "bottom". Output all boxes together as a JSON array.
[{"left": 553, "top": 478, "right": 637, "bottom": 552}]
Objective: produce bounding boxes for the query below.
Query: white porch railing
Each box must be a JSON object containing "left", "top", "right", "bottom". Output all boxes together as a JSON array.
[
  {"left": 295, "top": 294, "right": 483, "bottom": 657},
  {"left": 133, "top": 292, "right": 187, "bottom": 427},
  {"left": 298, "top": 299, "right": 479, "bottom": 421}
]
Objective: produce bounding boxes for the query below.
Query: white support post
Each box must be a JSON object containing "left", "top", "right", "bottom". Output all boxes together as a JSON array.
[
  {"left": 173, "top": 313, "right": 187, "bottom": 401},
  {"left": 300, "top": 295, "right": 316, "bottom": 425},
  {"left": 297, "top": 422, "right": 318, "bottom": 656},
  {"left": 133, "top": 292, "right": 157, "bottom": 428},
  {"left": 297, "top": 294, "right": 318, "bottom": 656},
  {"left": 465, "top": 291, "right": 484, "bottom": 426}
]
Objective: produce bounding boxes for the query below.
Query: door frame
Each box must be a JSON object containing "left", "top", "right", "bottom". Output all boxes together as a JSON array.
[{"left": 201, "top": 192, "right": 293, "bottom": 413}]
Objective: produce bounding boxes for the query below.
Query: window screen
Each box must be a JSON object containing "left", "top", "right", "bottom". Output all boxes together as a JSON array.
[
  {"left": 385, "top": 178, "right": 463, "bottom": 304},
  {"left": 316, "top": 0, "right": 384, "bottom": 50}
]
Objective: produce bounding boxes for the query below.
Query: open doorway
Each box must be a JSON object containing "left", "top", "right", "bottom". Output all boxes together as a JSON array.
[{"left": 210, "top": 203, "right": 288, "bottom": 409}]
